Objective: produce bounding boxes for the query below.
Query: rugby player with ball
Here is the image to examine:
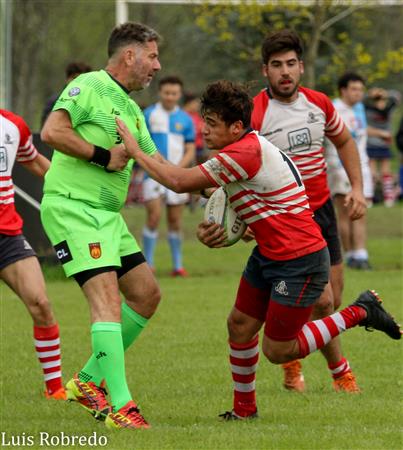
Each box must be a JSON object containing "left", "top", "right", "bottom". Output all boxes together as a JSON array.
[{"left": 116, "top": 80, "right": 401, "bottom": 420}]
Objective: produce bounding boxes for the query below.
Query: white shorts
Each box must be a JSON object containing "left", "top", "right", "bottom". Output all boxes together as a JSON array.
[
  {"left": 327, "top": 162, "right": 373, "bottom": 199},
  {"left": 142, "top": 178, "right": 189, "bottom": 205}
]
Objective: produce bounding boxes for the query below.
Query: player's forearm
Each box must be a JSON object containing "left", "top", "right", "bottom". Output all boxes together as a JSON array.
[
  {"left": 178, "top": 143, "right": 196, "bottom": 168},
  {"left": 41, "top": 111, "right": 94, "bottom": 161},
  {"left": 136, "top": 152, "right": 188, "bottom": 192},
  {"left": 367, "top": 126, "right": 390, "bottom": 139},
  {"left": 22, "top": 153, "right": 51, "bottom": 177},
  {"left": 336, "top": 138, "right": 363, "bottom": 191}
]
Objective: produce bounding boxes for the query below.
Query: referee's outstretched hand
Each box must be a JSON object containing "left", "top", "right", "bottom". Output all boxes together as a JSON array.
[{"left": 107, "top": 144, "right": 130, "bottom": 171}]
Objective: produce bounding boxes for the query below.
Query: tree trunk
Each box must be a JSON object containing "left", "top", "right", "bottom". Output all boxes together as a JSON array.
[{"left": 304, "top": 0, "right": 327, "bottom": 89}]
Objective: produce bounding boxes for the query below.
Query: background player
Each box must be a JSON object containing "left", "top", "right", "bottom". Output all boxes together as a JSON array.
[
  {"left": 364, "top": 87, "right": 399, "bottom": 207},
  {"left": 326, "top": 73, "right": 373, "bottom": 270},
  {"left": 0, "top": 109, "right": 65, "bottom": 400},
  {"left": 41, "top": 61, "right": 92, "bottom": 126},
  {"left": 41, "top": 22, "right": 163, "bottom": 430},
  {"left": 251, "top": 30, "right": 366, "bottom": 393},
  {"left": 115, "top": 80, "right": 401, "bottom": 420},
  {"left": 142, "top": 76, "right": 195, "bottom": 276}
]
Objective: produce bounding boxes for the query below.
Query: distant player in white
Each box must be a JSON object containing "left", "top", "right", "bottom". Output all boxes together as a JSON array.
[
  {"left": 143, "top": 76, "right": 195, "bottom": 276},
  {"left": 326, "top": 73, "right": 373, "bottom": 270}
]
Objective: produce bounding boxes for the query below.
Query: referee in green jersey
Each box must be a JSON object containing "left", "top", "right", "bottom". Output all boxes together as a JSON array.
[{"left": 41, "top": 22, "right": 164, "bottom": 430}]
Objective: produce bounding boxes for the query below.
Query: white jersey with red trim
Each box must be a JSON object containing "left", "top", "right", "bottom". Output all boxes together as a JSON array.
[
  {"left": 0, "top": 110, "right": 38, "bottom": 235},
  {"left": 199, "top": 131, "right": 326, "bottom": 261},
  {"left": 252, "top": 86, "right": 345, "bottom": 211}
]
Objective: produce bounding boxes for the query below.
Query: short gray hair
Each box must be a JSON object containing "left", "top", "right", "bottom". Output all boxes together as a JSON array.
[{"left": 108, "top": 22, "right": 161, "bottom": 57}]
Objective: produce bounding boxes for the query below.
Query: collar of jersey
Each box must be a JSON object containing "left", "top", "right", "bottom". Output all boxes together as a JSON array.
[{"left": 104, "top": 70, "right": 130, "bottom": 94}]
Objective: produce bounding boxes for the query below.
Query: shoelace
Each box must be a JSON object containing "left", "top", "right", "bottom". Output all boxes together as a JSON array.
[
  {"left": 79, "top": 381, "right": 110, "bottom": 410},
  {"left": 125, "top": 406, "right": 148, "bottom": 426}
]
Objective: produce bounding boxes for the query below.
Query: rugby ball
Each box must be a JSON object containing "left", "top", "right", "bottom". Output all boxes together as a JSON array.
[{"left": 204, "top": 187, "right": 247, "bottom": 247}]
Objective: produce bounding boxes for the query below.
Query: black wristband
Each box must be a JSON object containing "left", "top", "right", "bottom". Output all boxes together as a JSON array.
[{"left": 89, "top": 146, "right": 111, "bottom": 168}]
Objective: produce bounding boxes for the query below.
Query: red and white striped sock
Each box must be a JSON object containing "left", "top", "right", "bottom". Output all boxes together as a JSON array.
[
  {"left": 328, "top": 357, "right": 351, "bottom": 379},
  {"left": 297, "top": 305, "right": 366, "bottom": 358},
  {"left": 34, "top": 323, "right": 63, "bottom": 394},
  {"left": 229, "top": 335, "right": 259, "bottom": 417},
  {"left": 382, "top": 174, "right": 395, "bottom": 203}
]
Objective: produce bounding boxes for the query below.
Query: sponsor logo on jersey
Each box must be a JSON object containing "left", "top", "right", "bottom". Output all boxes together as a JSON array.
[
  {"left": 54, "top": 240, "right": 73, "bottom": 264},
  {"left": 307, "top": 112, "right": 320, "bottom": 124},
  {"left": 275, "top": 280, "right": 288, "bottom": 296},
  {"left": 175, "top": 122, "right": 184, "bottom": 131},
  {"left": 288, "top": 127, "right": 312, "bottom": 152},
  {"left": 68, "top": 87, "right": 81, "bottom": 97},
  {"left": 262, "top": 128, "right": 283, "bottom": 138},
  {"left": 89, "top": 242, "right": 102, "bottom": 259},
  {"left": 4, "top": 133, "right": 13, "bottom": 144},
  {"left": 111, "top": 108, "right": 121, "bottom": 115}
]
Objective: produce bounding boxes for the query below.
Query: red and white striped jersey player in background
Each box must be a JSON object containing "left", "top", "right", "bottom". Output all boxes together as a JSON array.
[
  {"left": 0, "top": 109, "right": 65, "bottom": 400},
  {"left": 251, "top": 29, "right": 367, "bottom": 394}
]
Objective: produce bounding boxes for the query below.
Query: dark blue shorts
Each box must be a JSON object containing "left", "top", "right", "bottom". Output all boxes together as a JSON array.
[
  {"left": 313, "top": 198, "right": 342, "bottom": 266},
  {"left": 235, "top": 246, "right": 330, "bottom": 341},
  {"left": 0, "top": 233, "right": 37, "bottom": 271},
  {"left": 367, "top": 145, "right": 392, "bottom": 160},
  {"left": 242, "top": 246, "right": 330, "bottom": 308}
]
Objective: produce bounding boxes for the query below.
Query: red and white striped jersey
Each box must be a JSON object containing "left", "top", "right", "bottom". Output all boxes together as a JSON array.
[
  {"left": 252, "top": 86, "right": 345, "bottom": 211},
  {"left": 0, "top": 110, "right": 38, "bottom": 235},
  {"left": 199, "top": 131, "right": 326, "bottom": 261}
]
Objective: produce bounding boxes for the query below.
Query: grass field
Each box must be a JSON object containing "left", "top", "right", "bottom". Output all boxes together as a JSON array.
[{"left": 0, "top": 203, "right": 402, "bottom": 450}]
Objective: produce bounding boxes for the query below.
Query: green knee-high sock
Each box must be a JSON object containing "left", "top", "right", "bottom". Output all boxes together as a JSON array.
[
  {"left": 90, "top": 322, "right": 131, "bottom": 411},
  {"left": 79, "top": 303, "right": 149, "bottom": 385}
]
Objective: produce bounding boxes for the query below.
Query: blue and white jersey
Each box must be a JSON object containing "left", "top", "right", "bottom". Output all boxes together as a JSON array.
[
  {"left": 144, "top": 102, "right": 195, "bottom": 165},
  {"left": 326, "top": 98, "right": 368, "bottom": 167}
]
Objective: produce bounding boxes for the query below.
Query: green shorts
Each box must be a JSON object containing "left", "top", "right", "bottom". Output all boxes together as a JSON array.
[{"left": 41, "top": 195, "right": 141, "bottom": 277}]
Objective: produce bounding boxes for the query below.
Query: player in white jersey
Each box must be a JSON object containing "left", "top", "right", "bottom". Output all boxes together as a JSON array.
[
  {"left": 115, "top": 80, "right": 401, "bottom": 420},
  {"left": 326, "top": 73, "right": 373, "bottom": 270},
  {"left": 0, "top": 110, "right": 66, "bottom": 400},
  {"left": 251, "top": 30, "right": 367, "bottom": 393}
]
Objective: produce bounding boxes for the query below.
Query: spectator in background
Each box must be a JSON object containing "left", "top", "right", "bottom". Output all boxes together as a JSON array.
[
  {"left": 395, "top": 118, "right": 403, "bottom": 200},
  {"left": 41, "top": 61, "right": 92, "bottom": 126},
  {"left": 143, "top": 76, "right": 195, "bottom": 276},
  {"left": 326, "top": 73, "right": 373, "bottom": 270},
  {"left": 364, "top": 88, "right": 398, "bottom": 207},
  {"left": 183, "top": 91, "right": 206, "bottom": 163}
]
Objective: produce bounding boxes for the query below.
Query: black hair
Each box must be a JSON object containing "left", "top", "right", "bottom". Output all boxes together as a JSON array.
[
  {"left": 158, "top": 75, "right": 183, "bottom": 89},
  {"left": 65, "top": 61, "right": 92, "bottom": 78},
  {"left": 200, "top": 80, "right": 252, "bottom": 128},
  {"left": 261, "top": 29, "right": 304, "bottom": 64},
  {"left": 338, "top": 72, "right": 365, "bottom": 91}
]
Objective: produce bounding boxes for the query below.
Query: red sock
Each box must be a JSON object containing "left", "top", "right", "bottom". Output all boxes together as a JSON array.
[
  {"left": 328, "top": 357, "right": 351, "bottom": 379},
  {"left": 34, "top": 323, "right": 63, "bottom": 394},
  {"left": 297, "top": 305, "right": 366, "bottom": 358},
  {"left": 229, "top": 335, "right": 259, "bottom": 417}
]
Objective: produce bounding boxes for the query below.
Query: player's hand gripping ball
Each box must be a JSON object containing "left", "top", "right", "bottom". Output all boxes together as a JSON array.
[{"left": 204, "top": 187, "right": 247, "bottom": 247}]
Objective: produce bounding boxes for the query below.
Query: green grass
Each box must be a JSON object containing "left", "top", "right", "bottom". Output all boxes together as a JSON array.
[{"left": 0, "top": 204, "right": 402, "bottom": 450}]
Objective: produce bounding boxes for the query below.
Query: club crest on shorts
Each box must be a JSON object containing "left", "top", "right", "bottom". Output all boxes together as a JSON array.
[
  {"left": 275, "top": 280, "right": 288, "bottom": 296},
  {"left": 89, "top": 242, "right": 102, "bottom": 259}
]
